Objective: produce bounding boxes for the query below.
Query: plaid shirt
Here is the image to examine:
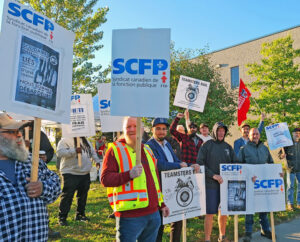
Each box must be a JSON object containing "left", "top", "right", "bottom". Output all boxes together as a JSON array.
[
  {"left": 0, "top": 157, "right": 61, "bottom": 242},
  {"left": 170, "top": 117, "right": 203, "bottom": 164}
]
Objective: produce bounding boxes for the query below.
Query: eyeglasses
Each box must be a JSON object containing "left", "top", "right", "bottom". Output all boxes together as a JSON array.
[{"left": 0, "top": 129, "right": 22, "bottom": 135}]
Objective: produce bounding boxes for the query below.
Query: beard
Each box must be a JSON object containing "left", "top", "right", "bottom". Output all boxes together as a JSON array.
[
  {"left": 189, "top": 132, "right": 196, "bottom": 138},
  {"left": 0, "top": 135, "right": 29, "bottom": 162}
]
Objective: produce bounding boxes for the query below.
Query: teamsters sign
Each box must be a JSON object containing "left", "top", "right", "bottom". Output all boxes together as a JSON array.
[
  {"left": 111, "top": 28, "right": 170, "bottom": 118},
  {"left": 0, "top": 0, "right": 75, "bottom": 123}
]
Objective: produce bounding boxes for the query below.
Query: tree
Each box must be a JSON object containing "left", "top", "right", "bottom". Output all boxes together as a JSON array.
[
  {"left": 168, "top": 46, "right": 237, "bottom": 130},
  {"left": 247, "top": 35, "right": 300, "bottom": 127},
  {"left": 22, "top": 0, "right": 109, "bottom": 95}
]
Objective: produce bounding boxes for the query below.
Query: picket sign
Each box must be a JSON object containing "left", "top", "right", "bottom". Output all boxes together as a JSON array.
[
  {"left": 135, "top": 117, "right": 142, "bottom": 165},
  {"left": 30, "top": 118, "right": 41, "bottom": 182},
  {"left": 76, "top": 137, "right": 82, "bottom": 167}
]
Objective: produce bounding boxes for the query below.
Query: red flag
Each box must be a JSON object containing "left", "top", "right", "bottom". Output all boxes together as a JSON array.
[{"left": 238, "top": 79, "right": 251, "bottom": 126}]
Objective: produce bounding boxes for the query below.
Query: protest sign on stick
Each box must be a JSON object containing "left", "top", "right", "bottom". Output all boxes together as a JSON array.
[
  {"left": 24, "top": 126, "right": 30, "bottom": 151},
  {"left": 62, "top": 94, "right": 95, "bottom": 167},
  {"left": 30, "top": 118, "right": 41, "bottom": 182},
  {"left": 161, "top": 167, "right": 206, "bottom": 225},
  {"left": 173, "top": 75, "right": 210, "bottom": 112},
  {"left": 0, "top": 0, "right": 75, "bottom": 124},
  {"left": 110, "top": 28, "right": 170, "bottom": 118},
  {"left": 265, "top": 122, "right": 293, "bottom": 150},
  {"left": 135, "top": 117, "right": 142, "bottom": 165},
  {"left": 234, "top": 215, "right": 238, "bottom": 242}
]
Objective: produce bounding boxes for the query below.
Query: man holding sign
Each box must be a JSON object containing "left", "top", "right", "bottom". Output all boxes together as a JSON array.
[
  {"left": 238, "top": 128, "right": 274, "bottom": 241},
  {"left": 197, "top": 122, "right": 236, "bottom": 242},
  {"left": 146, "top": 118, "right": 189, "bottom": 242},
  {"left": 101, "top": 117, "right": 170, "bottom": 242},
  {"left": 279, "top": 127, "right": 300, "bottom": 211},
  {"left": 0, "top": 113, "right": 61, "bottom": 241}
]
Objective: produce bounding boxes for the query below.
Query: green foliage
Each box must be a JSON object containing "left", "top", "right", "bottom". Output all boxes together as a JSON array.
[
  {"left": 21, "top": 0, "right": 109, "bottom": 95},
  {"left": 169, "top": 46, "right": 237, "bottom": 130},
  {"left": 247, "top": 35, "right": 300, "bottom": 128}
]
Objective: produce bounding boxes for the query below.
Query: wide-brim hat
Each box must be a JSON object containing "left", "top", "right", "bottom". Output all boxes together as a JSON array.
[{"left": 0, "top": 113, "right": 31, "bottom": 130}]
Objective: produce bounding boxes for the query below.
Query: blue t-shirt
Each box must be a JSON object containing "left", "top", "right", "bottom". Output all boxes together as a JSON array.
[{"left": 0, "top": 160, "right": 16, "bottom": 184}]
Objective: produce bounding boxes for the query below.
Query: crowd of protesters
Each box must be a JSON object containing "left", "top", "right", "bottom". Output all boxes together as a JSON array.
[{"left": 0, "top": 112, "right": 299, "bottom": 242}]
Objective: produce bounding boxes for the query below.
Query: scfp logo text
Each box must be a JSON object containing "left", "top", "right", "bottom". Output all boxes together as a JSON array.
[
  {"left": 100, "top": 100, "right": 110, "bottom": 109},
  {"left": 71, "top": 95, "right": 80, "bottom": 101},
  {"left": 254, "top": 179, "right": 283, "bottom": 189},
  {"left": 221, "top": 165, "right": 242, "bottom": 171},
  {"left": 113, "top": 58, "right": 168, "bottom": 75},
  {"left": 8, "top": 2, "right": 54, "bottom": 32}
]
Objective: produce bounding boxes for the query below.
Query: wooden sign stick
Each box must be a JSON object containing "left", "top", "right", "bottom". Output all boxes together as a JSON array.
[
  {"left": 270, "top": 212, "right": 276, "bottom": 242},
  {"left": 77, "top": 137, "right": 82, "bottom": 167},
  {"left": 234, "top": 215, "right": 238, "bottom": 242},
  {"left": 30, "top": 117, "right": 41, "bottom": 182},
  {"left": 24, "top": 126, "right": 30, "bottom": 151},
  {"left": 182, "top": 219, "right": 187, "bottom": 242},
  {"left": 135, "top": 117, "right": 142, "bottom": 165}
]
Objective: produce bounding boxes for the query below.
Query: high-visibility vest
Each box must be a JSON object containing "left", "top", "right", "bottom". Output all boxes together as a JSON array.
[{"left": 107, "top": 142, "right": 163, "bottom": 212}]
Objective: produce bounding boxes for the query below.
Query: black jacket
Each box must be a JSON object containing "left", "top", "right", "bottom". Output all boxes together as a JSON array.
[
  {"left": 279, "top": 141, "right": 300, "bottom": 173},
  {"left": 197, "top": 122, "right": 237, "bottom": 189}
]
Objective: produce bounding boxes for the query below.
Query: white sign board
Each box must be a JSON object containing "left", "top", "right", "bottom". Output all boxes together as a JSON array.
[
  {"left": 161, "top": 167, "right": 206, "bottom": 224},
  {"left": 265, "top": 123, "right": 293, "bottom": 150},
  {"left": 97, "top": 83, "right": 123, "bottom": 132},
  {"left": 111, "top": 28, "right": 170, "bottom": 118},
  {"left": 0, "top": 0, "right": 75, "bottom": 123},
  {"left": 173, "top": 75, "right": 210, "bottom": 112},
  {"left": 62, "top": 94, "right": 95, "bottom": 138},
  {"left": 220, "top": 164, "right": 285, "bottom": 215}
]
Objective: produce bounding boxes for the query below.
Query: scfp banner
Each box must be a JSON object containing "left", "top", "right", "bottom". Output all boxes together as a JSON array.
[
  {"left": 265, "top": 122, "right": 293, "bottom": 150},
  {"left": 161, "top": 167, "right": 206, "bottom": 224},
  {"left": 110, "top": 28, "right": 170, "bottom": 118},
  {"left": 220, "top": 164, "right": 285, "bottom": 215},
  {"left": 0, "top": 0, "right": 75, "bottom": 123}
]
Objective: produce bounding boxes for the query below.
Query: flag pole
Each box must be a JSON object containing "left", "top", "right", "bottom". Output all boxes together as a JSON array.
[{"left": 250, "top": 97, "right": 262, "bottom": 113}]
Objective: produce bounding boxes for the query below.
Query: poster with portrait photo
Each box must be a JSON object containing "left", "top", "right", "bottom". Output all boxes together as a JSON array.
[{"left": 14, "top": 35, "right": 60, "bottom": 111}]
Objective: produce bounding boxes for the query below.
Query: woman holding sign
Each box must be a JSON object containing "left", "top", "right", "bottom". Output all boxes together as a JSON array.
[{"left": 57, "top": 137, "right": 101, "bottom": 226}]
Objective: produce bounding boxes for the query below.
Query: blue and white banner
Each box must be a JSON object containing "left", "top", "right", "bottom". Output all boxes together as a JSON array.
[
  {"left": 111, "top": 28, "right": 170, "bottom": 118},
  {"left": 0, "top": 0, "right": 75, "bottom": 123},
  {"left": 97, "top": 83, "right": 123, "bottom": 132},
  {"left": 62, "top": 94, "right": 95, "bottom": 138},
  {"left": 220, "top": 164, "right": 285, "bottom": 215},
  {"left": 265, "top": 122, "right": 293, "bottom": 150}
]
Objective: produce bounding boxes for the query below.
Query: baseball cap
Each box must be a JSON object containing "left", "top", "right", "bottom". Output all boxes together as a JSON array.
[
  {"left": 200, "top": 123, "right": 209, "bottom": 129},
  {"left": 0, "top": 113, "right": 31, "bottom": 130},
  {"left": 240, "top": 122, "right": 250, "bottom": 129},
  {"left": 293, "top": 128, "right": 300, "bottom": 132},
  {"left": 152, "top": 118, "right": 169, "bottom": 127},
  {"left": 189, "top": 122, "right": 197, "bottom": 129}
]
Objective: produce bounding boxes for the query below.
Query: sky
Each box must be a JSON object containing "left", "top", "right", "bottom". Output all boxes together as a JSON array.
[{"left": 95, "top": 0, "right": 300, "bottom": 70}]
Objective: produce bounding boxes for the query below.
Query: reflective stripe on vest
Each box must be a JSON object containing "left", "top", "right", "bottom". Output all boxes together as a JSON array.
[{"left": 107, "top": 142, "right": 163, "bottom": 211}]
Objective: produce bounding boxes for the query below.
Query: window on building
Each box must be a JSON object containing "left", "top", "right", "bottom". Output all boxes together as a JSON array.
[{"left": 231, "top": 66, "right": 239, "bottom": 89}]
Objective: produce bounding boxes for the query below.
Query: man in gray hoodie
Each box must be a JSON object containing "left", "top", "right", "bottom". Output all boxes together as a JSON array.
[{"left": 197, "top": 122, "right": 237, "bottom": 242}]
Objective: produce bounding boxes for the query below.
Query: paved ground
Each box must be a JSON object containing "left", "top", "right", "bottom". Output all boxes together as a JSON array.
[{"left": 239, "top": 216, "right": 300, "bottom": 241}]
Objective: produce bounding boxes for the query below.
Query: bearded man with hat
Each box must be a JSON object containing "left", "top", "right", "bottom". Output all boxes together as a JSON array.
[{"left": 0, "top": 113, "right": 61, "bottom": 241}]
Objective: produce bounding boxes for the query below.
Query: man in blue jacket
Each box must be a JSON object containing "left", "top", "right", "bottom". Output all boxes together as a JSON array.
[
  {"left": 147, "top": 118, "right": 199, "bottom": 242},
  {"left": 234, "top": 113, "right": 265, "bottom": 156}
]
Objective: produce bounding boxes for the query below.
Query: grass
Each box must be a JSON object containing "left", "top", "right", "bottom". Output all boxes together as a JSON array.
[{"left": 47, "top": 162, "right": 300, "bottom": 241}]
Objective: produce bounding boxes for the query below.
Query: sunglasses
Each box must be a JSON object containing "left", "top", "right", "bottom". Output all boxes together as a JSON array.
[{"left": 0, "top": 129, "right": 22, "bottom": 135}]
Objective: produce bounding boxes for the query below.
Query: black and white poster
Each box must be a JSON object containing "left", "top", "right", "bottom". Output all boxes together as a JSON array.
[
  {"left": 14, "top": 35, "right": 59, "bottom": 110},
  {"left": 227, "top": 180, "right": 246, "bottom": 212},
  {"left": 161, "top": 167, "right": 206, "bottom": 224}
]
